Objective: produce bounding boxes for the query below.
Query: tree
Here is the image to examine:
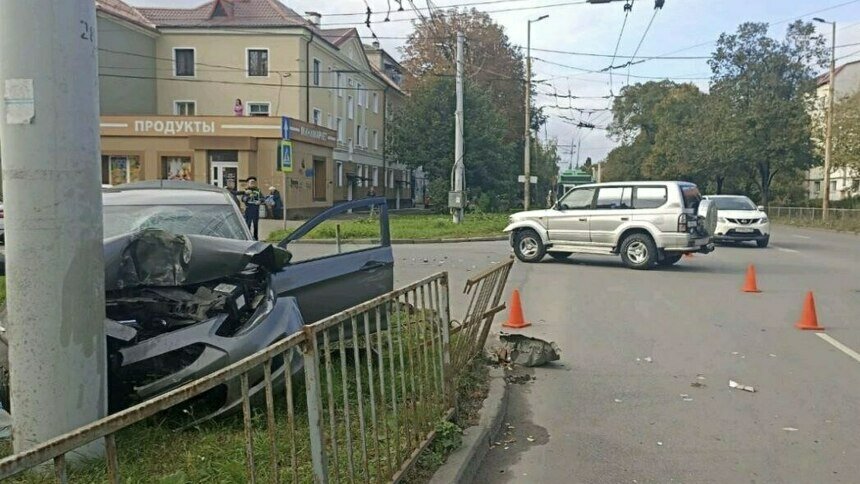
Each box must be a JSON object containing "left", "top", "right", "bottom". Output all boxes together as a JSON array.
[
  {"left": 401, "top": 8, "right": 526, "bottom": 142},
  {"left": 831, "top": 89, "right": 860, "bottom": 175},
  {"left": 708, "top": 21, "right": 827, "bottom": 206},
  {"left": 387, "top": 77, "right": 518, "bottom": 211}
]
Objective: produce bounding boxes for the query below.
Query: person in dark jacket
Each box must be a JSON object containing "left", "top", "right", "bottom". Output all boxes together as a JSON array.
[
  {"left": 265, "top": 186, "right": 284, "bottom": 219},
  {"left": 241, "top": 177, "right": 263, "bottom": 239}
]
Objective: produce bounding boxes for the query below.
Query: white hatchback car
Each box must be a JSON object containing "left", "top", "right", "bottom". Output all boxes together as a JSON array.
[{"left": 703, "top": 195, "right": 770, "bottom": 248}]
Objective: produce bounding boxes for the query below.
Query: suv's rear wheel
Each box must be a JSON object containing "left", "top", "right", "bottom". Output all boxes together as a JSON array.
[
  {"left": 620, "top": 233, "right": 657, "bottom": 270},
  {"left": 657, "top": 254, "right": 683, "bottom": 266},
  {"left": 513, "top": 229, "right": 546, "bottom": 263}
]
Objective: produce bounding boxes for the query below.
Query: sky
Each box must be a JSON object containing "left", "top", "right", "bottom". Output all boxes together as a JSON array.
[{"left": 130, "top": 0, "right": 860, "bottom": 167}]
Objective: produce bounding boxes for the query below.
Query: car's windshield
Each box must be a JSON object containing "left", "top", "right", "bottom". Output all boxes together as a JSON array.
[
  {"left": 711, "top": 197, "right": 756, "bottom": 211},
  {"left": 103, "top": 204, "right": 249, "bottom": 240}
]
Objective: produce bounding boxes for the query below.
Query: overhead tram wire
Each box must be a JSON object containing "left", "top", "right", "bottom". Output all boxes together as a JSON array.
[
  {"left": 624, "top": 3, "right": 662, "bottom": 85},
  {"left": 606, "top": 0, "right": 634, "bottom": 97}
]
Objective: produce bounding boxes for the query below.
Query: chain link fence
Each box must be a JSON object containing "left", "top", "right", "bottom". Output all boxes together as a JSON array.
[{"left": 769, "top": 207, "right": 860, "bottom": 231}]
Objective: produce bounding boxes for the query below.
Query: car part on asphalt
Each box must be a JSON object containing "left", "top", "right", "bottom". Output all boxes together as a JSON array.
[
  {"left": 498, "top": 333, "right": 560, "bottom": 367},
  {"left": 728, "top": 379, "right": 755, "bottom": 393}
]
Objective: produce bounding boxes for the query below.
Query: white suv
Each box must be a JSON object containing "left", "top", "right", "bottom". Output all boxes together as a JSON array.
[
  {"left": 504, "top": 181, "right": 717, "bottom": 270},
  {"left": 703, "top": 195, "right": 770, "bottom": 248}
]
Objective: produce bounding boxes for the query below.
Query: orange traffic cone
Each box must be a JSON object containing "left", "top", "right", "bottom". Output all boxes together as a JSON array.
[
  {"left": 503, "top": 290, "right": 531, "bottom": 329},
  {"left": 742, "top": 264, "right": 761, "bottom": 293},
  {"left": 795, "top": 291, "right": 824, "bottom": 331}
]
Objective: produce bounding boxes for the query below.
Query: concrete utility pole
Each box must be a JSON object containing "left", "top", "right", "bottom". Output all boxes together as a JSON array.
[
  {"left": 524, "top": 16, "right": 548, "bottom": 210},
  {"left": 0, "top": 0, "right": 107, "bottom": 458},
  {"left": 815, "top": 17, "right": 836, "bottom": 220},
  {"left": 453, "top": 32, "right": 465, "bottom": 224}
]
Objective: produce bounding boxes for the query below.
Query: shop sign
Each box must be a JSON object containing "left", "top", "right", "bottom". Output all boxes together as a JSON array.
[{"left": 133, "top": 119, "right": 215, "bottom": 135}]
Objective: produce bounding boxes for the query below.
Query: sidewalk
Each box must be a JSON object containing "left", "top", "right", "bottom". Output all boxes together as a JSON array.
[{"left": 257, "top": 207, "right": 433, "bottom": 240}]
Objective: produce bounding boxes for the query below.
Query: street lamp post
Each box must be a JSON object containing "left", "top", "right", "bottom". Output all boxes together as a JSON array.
[
  {"left": 814, "top": 17, "right": 836, "bottom": 220},
  {"left": 524, "top": 14, "right": 549, "bottom": 211}
]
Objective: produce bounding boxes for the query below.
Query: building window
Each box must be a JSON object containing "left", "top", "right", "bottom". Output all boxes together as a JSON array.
[
  {"left": 247, "top": 49, "right": 269, "bottom": 77},
  {"left": 372, "top": 167, "right": 379, "bottom": 187},
  {"left": 162, "top": 156, "right": 192, "bottom": 180},
  {"left": 373, "top": 92, "right": 379, "bottom": 113},
  {"left": 357, "top": 83, "right": 363, "bottom": 107},
  {"left": 174, "top": 100, "right": 196, "bottom": 115},
  {"left": 347, "top": 96, "right": 354, "bottom": 119},
  {"left": 364, "top": 128, "right": 368, "bottom": 149},
  {"left": 336, "top": 118, "right": 344, "bottom": 142},
  {"left": 312, "top": 108, "right": 322, "bottom": 125},
  {"left": 852, "top": 179, "right": 860, "bottom": 192},
  {"left": 327, "top": 114, "right": 333, "bottom": 129},
  {"left": 356, "top": 124, "right": 362, "bottom": 146},
  {"left": 174, "top": 48, "right": 195, "bottom": 77},
  {"left": 101, "top": 155, "right": 141, "bottom": 186},
  {"left": 313, "top": 58, "right": 321, "bottom": 86},
  {"left": 813, "top": 181, "right": 821, "bottom": 195},
  {"left": 247, "top": 102, "right": 270, "bottom": 116},
  {"left": 337, "top": 161, "right": 344, "bottom": 187},
  {"left": 373, "top": 130, "right": 379, "bottom": 151},
  {"left": 830, "top": 180, "right": 837, "bottom": 194},
  {"left": 336, "top": 72, "right": 343, "bottom": 97}
]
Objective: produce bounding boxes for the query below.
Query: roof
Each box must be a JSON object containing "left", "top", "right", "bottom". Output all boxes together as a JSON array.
[
  {"left": 817, "top": 59, "right": 860, "bottom": 87},
  {"left": 370, "top": 64, "right": 406, "bottom": 94},
  {"left": 138, "top": 0, "right": 319, "bottom": 30},
  {"left": 103, "top": 181, "right": 233, "bottom": 206},
  {"left": 322, "top": 27, "right": 358, "bottom": 46},
  {"left": 96, "top": 0, "right": 157, "bottom": 32}
]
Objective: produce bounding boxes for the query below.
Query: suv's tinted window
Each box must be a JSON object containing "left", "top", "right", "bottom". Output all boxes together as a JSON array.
[
  {"left": 681, "top": 185, "right": 701, "bottom": 209},
  {"left": 633, "top": 187, "right": 667, "bottom": 209},
  {"left": 595, "top": 187, "right": 633, "bottom": 209},
  {"left": 559, "top": 188, "right": 595, "bottom": 210}
]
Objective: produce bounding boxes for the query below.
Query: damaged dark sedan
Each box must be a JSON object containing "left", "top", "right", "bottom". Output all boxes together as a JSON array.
[{"left": 2, "top": 181, "right": 394, "bottom": 421}]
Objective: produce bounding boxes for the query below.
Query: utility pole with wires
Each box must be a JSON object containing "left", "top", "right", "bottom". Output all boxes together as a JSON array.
[
  {"left": 0, "top": 0, "right": 107, "bottom": 458},
  {"left": 524, "top": 14, "right": 549, "bottom": 211},
  {"left": 815, "top": 17, "right": 836, "bottom": 220},
  {"left": 451, "top": 31, "right": 466, "bottom": 224}
]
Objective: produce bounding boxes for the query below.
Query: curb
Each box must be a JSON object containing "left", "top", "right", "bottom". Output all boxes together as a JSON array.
[
  {"left": 428, "top": 366, "right": 509, "bottom": 484},
  {"left": 283, "top": 235, "right": 509, "bottom": 245}
]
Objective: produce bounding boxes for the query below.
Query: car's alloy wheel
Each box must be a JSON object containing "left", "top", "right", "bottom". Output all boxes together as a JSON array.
[
  {"left": 513, "top": 229, "right": 546, "bottom": 262},
  {"left": 620, "top": 233, "right": 656, "bottom": 270}
]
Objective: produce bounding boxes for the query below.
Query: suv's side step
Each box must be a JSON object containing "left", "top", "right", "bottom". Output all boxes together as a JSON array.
[{"left": 549, "top": 245, "right": 615, "bottom": 256}]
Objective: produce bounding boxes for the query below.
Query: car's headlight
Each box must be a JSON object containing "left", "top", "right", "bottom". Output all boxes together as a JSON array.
[
  {"left": 759, "top": 217, "right": 768, "bottom": 224},
  {"left": 718, "top": 217, "right": 728, "bottom": 223}
]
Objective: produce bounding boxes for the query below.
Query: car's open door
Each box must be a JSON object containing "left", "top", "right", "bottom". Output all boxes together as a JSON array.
[{"left": 274, "top": 197, "right": 393, "bottom": 324}]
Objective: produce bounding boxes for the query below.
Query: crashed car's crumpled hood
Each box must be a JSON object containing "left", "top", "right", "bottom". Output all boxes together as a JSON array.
[{"left": 103, "top": 229, "right": 291, "bottom": 290}]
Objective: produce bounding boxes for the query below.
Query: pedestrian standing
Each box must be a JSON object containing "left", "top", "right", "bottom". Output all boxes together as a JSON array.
[
  {"left": 242, "top": 176, "right": 263, "bottom": 239},
  {"left": 233, "top": 98, "right": 244, "bottom": 116}
]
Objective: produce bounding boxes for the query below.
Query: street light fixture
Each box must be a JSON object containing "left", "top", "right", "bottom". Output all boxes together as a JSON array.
[
  {"left": 523, "top": 14, "right": 550, "bottom": 210},
  {"left": 814, "top": 17, "right": 836, "bottom": 220}
]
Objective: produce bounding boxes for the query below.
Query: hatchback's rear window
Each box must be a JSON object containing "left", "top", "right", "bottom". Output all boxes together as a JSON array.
[{"left": 681, "top": 185, "right": 701, "bottom": 209}]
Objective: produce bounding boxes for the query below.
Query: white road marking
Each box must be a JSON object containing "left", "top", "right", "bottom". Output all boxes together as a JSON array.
[
  {"left": 792, "top": 235, "right": 811, "bottom": 239},
  {"left": 775, "top": 246, "right": 800, "bottom": 254},
  {"left": 817, "top": 333, "right": 860, "bottom": 364}
]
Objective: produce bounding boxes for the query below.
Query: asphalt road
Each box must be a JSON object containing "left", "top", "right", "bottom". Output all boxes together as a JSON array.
[{"left": 390, "top": 225, "right": 860, "bottom": 484}]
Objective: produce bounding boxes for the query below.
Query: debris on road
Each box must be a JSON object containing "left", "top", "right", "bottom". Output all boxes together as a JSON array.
[
  {"left": 498, "top": 333, "right": 560, "bottom": 367},
  {"left": 503, "top": 373, "right": 534, "bottom": 385},
  {"left": 614, "top": 398, "right": 623, "bottom": 403},
  {"left": 690, "top": 381, "right": 706, "bottom": 388},
  {"left": 680, "top": 393, "right": 693, "bottom": 401},
  {"left": 782, "top": 427, "right": 799, "bottom": 432},
  {"left": 728, "top": 379, "right": 756, "bottom": 393}
]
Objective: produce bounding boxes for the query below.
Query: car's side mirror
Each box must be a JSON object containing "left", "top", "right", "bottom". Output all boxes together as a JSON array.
[{"left": 757, "top": 205, "right": 765, "bottom": 212}]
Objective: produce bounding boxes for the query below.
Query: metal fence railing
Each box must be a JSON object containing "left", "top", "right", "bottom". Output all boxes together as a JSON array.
[
  {"left": 0, "top": 259, "right": 514, "bottom": 483},
  {"left": 770, "top": 206, "right": 860, "bottom": 223}
]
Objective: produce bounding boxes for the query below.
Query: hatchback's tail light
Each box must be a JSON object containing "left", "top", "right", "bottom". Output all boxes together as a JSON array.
[{"left": 677, "top": 213, "right": 687, "bottom": 232}]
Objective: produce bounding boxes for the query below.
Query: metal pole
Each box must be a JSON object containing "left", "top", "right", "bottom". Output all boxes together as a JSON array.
[
  {"left": 597, "top": 162, "right": 603, "bottom": 183},
  {"left": 524, "top": 21, "right": 532, "bottom": 211},
  {"left": 453, "top": 32, "right": 465, "bottom": 224},
  {"left": 335, "top": 223, "right": 342, "bottom": 254},
  {"left": 0, "top": 0, "right": 106, "bottom": 458},
  {"left": 823, "top": 21, "right": 836, "bottom": 220}
]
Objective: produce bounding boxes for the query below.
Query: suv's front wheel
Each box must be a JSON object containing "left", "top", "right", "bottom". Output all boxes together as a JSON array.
[
  {"left": 620, "top": 233, "right": 657, "bottom": 270},
  {"left": 513, "top": 229, "right": 546, "bottom": 263}
]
